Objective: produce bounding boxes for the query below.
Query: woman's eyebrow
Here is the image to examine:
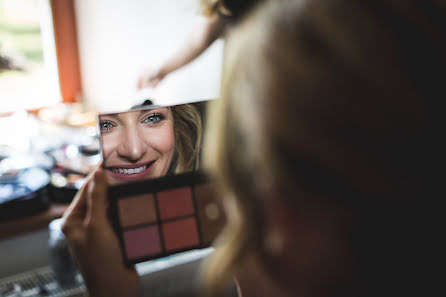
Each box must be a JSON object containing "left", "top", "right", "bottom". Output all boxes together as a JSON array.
[
  {"left": 139, "top": 108, "right": 168, "bottom": 116},
  {"left": 141, "top": 107, "right": 166, "bottom": 113},
  {"left": 100, "top": 113, "right": 120, "bottom": 120},
  {"left": 102, "top": 112, "right": 130, "bottom": 123}
]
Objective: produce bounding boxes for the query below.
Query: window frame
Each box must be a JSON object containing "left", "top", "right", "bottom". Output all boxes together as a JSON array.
[{"left": 50, "top": 0, "right": 81, "bottom": 103}]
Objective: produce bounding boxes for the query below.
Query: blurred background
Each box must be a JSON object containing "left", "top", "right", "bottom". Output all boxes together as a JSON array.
[{"left": 1, "top": 0, "right": 222, "bottom": 113}]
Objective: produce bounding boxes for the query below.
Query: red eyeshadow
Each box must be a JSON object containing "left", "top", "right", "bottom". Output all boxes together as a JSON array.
[
  {"left": 162, "top": 217, "right": 199, "bottom": 251},
  {"left": 123, "top": 226, "right": 162, "bottom": 260},
  {"left": 157, "top": 187, "right": 194, "bottom": 220}
]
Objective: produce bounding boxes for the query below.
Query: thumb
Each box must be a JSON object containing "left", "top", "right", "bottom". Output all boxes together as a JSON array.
[
  {"left": 137, "top": 74, "right": 145, "bottom": 89},
  {"left": 150, "top": 78, "right": 160, "bottom": 88},
  {"left": 61, "top": 181, "right": 88, "bottom": 242},
  {"left": 85, "top": 168, "right": 109, "bottom": 226}
]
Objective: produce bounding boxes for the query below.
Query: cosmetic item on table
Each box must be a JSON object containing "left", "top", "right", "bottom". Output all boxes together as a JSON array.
[
  {"left": 48, "top": 171, "right": 86, "bottom": 203},
  {"left": 48, "top": 218, "right": 80, "bottom": 288},
  {"left": 49, "top": 142, "right": 100, "bottom": 176},
  {"left": 0, "top": 167, "right": 50, "bottom": 221},
  {"left": 47, "top": 141, "right": 100, "bottom": 203},
  {"left": 108, "top": 171, "right": 226, "bottom": 266},
  {"left": 0, "top": 150, "right": 55, "bottom": 173}
]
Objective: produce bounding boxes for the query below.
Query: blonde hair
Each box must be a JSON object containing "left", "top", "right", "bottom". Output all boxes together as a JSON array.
[
  {"left": 171, "top": 103, "right": 203, "bottom": 173},
  {"left": 200, "top": 0, "right": 220, "bottom": 17},
  {"left": 203, "top": 0, "right": 444, "bottom": 296}
]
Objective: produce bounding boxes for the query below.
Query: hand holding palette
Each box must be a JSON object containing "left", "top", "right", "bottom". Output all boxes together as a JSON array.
[{"left": 108, "top": 171, "right": 226, "bottom": 266}]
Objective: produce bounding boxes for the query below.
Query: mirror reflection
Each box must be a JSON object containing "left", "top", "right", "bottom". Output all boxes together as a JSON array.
[{"left": 98, "top": 101, "right": 206, "bottom": 185}]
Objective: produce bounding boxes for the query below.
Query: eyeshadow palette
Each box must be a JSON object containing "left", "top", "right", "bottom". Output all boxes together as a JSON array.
[{"left": 108, "top": 171, "right": 226, "bottom": 266}]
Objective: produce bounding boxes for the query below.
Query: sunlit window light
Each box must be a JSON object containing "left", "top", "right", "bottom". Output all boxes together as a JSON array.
[{"left": 0, "top": 0, "right": 61, "bottom": 113}]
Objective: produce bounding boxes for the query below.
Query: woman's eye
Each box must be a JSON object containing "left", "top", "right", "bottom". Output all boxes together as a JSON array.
[
  {"left": 143, "top": 113, "right": 164, "bottom": 124},
  {"left": 99, "top": 121, "right": 115, "bottom": 131}
]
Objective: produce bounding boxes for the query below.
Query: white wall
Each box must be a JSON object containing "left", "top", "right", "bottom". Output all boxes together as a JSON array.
[{"left": 74, "top": 0, "right": 223, "bottom": 113}]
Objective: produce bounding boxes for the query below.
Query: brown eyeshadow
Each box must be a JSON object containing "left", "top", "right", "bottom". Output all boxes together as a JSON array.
[
  {"left": 194, "top": 182, "right": 226, "bottom": 245},
  {"left": 118, "top": 193, "right": 157, "bottom": 227}
]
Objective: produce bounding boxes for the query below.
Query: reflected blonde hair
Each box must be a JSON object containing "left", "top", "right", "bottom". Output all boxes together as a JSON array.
[
  {"left": 203, "top": 0, "right": 444, "bottom": 296},
  {"left": 200, "top": 0, "right": 232, "bottom": 17},
  {"left": 171, "top": 103, "right": 203, "bottom": 173}
]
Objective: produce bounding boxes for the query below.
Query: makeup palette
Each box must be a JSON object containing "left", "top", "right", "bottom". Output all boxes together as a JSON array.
[{"left": 108, "top": 171, "right": 226, "bottom": 266}]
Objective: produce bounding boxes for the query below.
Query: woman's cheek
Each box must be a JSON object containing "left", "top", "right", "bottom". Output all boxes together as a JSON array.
[
  {"left": 165, "top": 126, "right": 175, "bottom": 155},
  {"left": 150, "top": 133, "right": 174, "bottom": 154},
  {"left": 163, "top": 127, "right": 175, "bottom": 153},
  {"left": 146, "top": 124, "right": 175, "bottom": 154},
  {"left": 101, "top": 134, "right": 119, "bottom": 163}
]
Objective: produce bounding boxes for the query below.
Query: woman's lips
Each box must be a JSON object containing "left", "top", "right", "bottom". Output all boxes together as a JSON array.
[{"left": 105, "top": 161, "right": 155, "bottom": 181}]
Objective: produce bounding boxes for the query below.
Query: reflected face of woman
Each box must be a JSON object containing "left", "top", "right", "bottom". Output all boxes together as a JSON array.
[{"left": 99, "top": 107, "right": 175, "bottom": 185}]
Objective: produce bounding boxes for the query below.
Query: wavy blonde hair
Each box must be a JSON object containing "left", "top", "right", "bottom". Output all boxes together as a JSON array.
[
  {"left": 200, "top": 0, "right": 234, "bottom": 17},
  {"left": 203, "top": 0, "right": 444, "bottom": 296},
  {"left": 170, "top": 103, "right": 203, "bottom": 173}
]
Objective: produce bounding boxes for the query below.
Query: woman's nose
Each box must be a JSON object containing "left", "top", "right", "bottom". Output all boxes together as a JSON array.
[{"left": 116, "top": 127, "right": 146, "bottom": 161}]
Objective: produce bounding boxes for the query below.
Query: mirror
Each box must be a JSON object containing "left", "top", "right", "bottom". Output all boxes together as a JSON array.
[{"left": 98, "top": 100, "right": 209, "bottom": 185}]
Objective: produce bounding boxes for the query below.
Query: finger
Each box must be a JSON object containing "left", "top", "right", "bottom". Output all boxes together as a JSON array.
[
  {"left": 62, "top": 175, "right": 90, "bottom": 225},
  {"left": 139, "top": 77, "right": 151, "bottom": 89},
  {"left": 62, "top": 165, "right": 101, "bottom": 233},
  {"left": 61, "top": 178, "right": 90, "bottom": 243},
  {"left": 150, "top": 79, "right": 159, "bottom": 88},
  {"left": 138, "top": 70, "right": 153, "bottom": 89},
  {"left": 85, "top": 168, "right": 109, "bottom": 226},
  {"left": 62, "top": 165, "right": 98, "bottom": 218},
  {"left": 137, "top": 75, "right": 144, "bottom": 89}
]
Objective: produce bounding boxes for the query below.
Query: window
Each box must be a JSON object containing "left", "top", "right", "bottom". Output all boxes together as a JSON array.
[{"left": 0, "top": 0, "right": 60, "bottom": 112}]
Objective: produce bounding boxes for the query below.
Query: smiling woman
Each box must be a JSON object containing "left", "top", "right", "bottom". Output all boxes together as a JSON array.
[
  {"left": 100, "top": 107, "right": 175, "bottom": 185},
  {"left": 99, "top": 102, "right": 203, "bottom": 185}
]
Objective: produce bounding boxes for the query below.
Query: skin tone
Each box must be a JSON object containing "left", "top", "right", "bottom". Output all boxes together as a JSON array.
[
  {"left": 62, "top": 169, "right": 139, "bottom": 297},
  {"left": 99, "top": 107, "right": 175, "bottom": 185}
]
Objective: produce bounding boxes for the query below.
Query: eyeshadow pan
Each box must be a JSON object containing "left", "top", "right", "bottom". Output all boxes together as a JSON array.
[
  {"left": 123, "top": 226, "right": 162, "bottom": 260},
  {"left": 162, "top": 217, "right": 199, "bottom": 251},
  {"left": 194, "top": 183, "right": 226, "bottom": 245},
  {"left": 157, "top": 187, "right": 194, "bottom": 220},
  {"left": 118, "top": 193, "right": 157, "bottom": 227}
]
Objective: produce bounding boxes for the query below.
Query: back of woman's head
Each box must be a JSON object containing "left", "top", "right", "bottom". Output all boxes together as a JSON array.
[
  {"left": 218, "top": 0, "right": 445, "bottom": 199},
  {"left": 204, "top": 0, "right": 444, "bottom": 296}
]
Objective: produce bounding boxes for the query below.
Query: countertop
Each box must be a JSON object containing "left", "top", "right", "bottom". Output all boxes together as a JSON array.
[{"left": 0, "top": 203, "right": 68, "bottom": 241}]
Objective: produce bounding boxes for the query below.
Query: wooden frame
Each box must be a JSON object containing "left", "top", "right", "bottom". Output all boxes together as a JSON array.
[{"left": 50, "top": 0, "right": 82, "bottom": 103}]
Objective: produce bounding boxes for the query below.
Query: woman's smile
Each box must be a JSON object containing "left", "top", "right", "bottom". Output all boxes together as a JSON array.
[{"left": 105, "top": 160, "right": 156, "bottom": 181}]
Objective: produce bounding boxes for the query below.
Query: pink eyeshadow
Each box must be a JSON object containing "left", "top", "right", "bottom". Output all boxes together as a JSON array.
[
  {"left": 123, "top": 226, "right": 162, "bottom": 260},
  {"left": 157, "top": 187, "right": 194, "bottom": 220},
  {"left": 162, "top": 217, "right": 199, "bottom": 251}
]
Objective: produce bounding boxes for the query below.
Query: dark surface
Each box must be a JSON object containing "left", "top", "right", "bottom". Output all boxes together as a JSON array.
[{"left": 0, "top": 168, "right": 50, "bottom": 221}]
